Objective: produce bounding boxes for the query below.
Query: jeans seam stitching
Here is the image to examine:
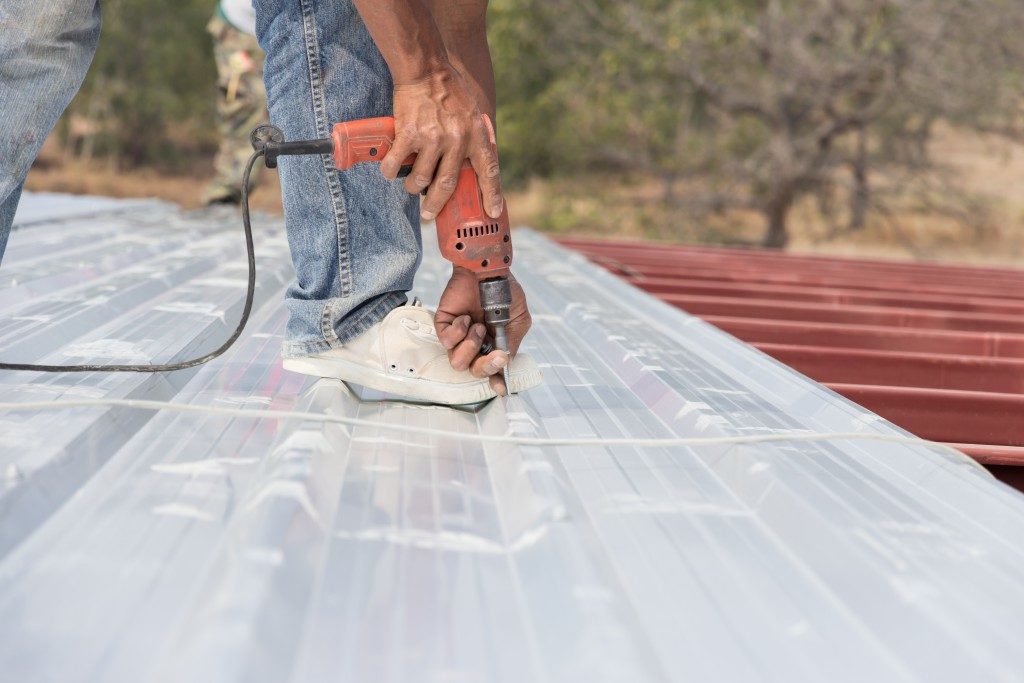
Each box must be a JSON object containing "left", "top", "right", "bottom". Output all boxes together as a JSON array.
[
  {"left": 320, "top": 298, "right": 342, "bottom": 346},
  {"left": 298, "top": 0, "right": 353, "bottom": 301},
  {"left": 282, "top": 339, "right": 333, "bottom": 357}
]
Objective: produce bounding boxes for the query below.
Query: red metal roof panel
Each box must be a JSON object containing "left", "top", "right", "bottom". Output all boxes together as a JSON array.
[
  {"left": 706, "top": 317, "right": 1024, "bottom": 358},
  {"left": 562, "top": 236, "right": 1024, "bottom": 477}
]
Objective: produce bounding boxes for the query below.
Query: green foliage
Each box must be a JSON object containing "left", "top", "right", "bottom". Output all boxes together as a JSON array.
[
  {"left": 65, "top": 0, "right": 218, "bottom": 169},
  {"left": 490, "top": 0, "right": 740, "bottom": 182},
  {"left": 490, "top": 0, "right": 1024, "bottom": 245},
  {"left": 489, "top": 0, "right": 574, "bottom": 182}
]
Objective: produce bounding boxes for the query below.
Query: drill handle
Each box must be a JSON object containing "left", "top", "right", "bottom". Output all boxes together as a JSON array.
[{"left": 331, "top": 117, "right": 416, "bottom": 172}]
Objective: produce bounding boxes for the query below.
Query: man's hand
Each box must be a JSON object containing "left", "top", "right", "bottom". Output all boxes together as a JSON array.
[
  {"left": 350, "top": 1, "right": 501, "bottom": 219},
  {"left": 379, "top": 65, "right": 504, "bottom": 223},
  {"left": 433, "top": 266, "right": 531, "bottom": 395}
]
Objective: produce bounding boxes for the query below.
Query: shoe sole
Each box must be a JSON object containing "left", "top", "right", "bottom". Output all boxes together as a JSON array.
[{"left": 283, "top": 355, "right": 542, "bottom": 406}]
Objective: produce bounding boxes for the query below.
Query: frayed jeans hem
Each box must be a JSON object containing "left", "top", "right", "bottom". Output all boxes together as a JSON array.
[{"left": 281, "top": 290, "right": 407, "bottom": 357}]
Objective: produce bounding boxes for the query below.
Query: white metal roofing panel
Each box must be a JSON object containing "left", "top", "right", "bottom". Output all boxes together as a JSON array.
[
  {"left": 11, "top": 191, "right": 159, "bottom": 227},
  {"left": 1, "top": 193, "right": 1023, "bottom": 682}
]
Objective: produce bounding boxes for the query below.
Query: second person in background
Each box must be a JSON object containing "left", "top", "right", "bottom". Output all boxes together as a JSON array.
[{"left": 204, "top": 0, "right": 268, "bottom": 206}]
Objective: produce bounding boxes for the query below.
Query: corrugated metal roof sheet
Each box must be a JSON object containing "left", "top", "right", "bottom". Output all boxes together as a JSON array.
[
  {"left": 2, "top": 195, "right": 1024, "bottom": 682},
  {"left": 562, "top": 237, "right": 1024, "bottom": 471}
]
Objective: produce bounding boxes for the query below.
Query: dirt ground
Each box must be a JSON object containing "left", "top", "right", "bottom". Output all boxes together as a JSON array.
[
  {"left": 25, "top": 138, "right": 286, "bottom": 215},
  {"left": 506, "top": 126, "right": 1024, "bottom": 265},
  {"left": 24, "top": 127, "right": 1024, "bottom": 266}
]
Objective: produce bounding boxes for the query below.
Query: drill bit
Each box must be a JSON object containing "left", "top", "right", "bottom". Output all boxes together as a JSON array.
[{"left": 493, "top": 323, "right": 512, "bottom": 393}]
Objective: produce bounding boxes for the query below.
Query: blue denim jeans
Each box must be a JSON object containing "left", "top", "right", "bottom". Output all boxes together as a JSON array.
[
  {"left": 0, "top": 0, "right": 421, "bottom": 355},
  {"left": 256, "top": 0, "right": 422, "bottom": 355},
  {"left": 0, "top": 0, "right": 101, "bottom": 259}
]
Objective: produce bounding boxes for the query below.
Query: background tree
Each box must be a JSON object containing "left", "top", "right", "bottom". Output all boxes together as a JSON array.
[
  {"left": 493, "top": 0, "right": 1024, "bottom": 247},
  {"left": 61, "top": 0, "right": 217, "bottom": 170}
]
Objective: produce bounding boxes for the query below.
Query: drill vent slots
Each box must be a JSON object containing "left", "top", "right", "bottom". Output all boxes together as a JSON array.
[{"left": 456, "top": 223, "right": 500, "bottom": 239}]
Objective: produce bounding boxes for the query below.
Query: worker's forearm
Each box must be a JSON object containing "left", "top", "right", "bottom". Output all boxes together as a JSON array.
[
  {"left": 365, "top": 0, "right": 505, "bottom": 221},
  {"left": 425, "top": 0, "right": 495, "bottom": 120},
  {"left": 446, "top": 41, "right": 495, "bottom": 122},
  {"left": 351, "top": 0, "right": 450, "bottom": 84}
]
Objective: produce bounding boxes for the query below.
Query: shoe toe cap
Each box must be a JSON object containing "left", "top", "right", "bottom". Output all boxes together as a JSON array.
[{"left": 506, "top": 353, "right": 543, "bottom": 394}]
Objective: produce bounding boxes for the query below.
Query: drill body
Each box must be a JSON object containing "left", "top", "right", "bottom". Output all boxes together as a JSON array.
[
  {"left": 329, "top": 117, "right": 514, "bottom": 381},
  {"left": 329, "top": 117, "right": 512, "bottom": 276}
]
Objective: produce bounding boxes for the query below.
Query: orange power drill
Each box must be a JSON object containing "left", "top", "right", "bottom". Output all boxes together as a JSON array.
[{"left": 254, "top": 116, "right": 514, "bottom": 383}]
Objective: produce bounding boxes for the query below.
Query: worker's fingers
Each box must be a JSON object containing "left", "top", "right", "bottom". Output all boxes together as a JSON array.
[
  {"left": 497, "top": 275, "right": 531, "bottom": 357},
  {"left": 379, "top": 123, "right": 418, "bottom": 180},
  {"left": 504, "top": 311, "right": 531, "bottom": 357},
  {"left": 435, "top": 313, "right": 472, "bottom": 351},
  {"left": 421, "top": 135, "right": 469, "bottom": 221},
  {"left": 468, "top": 117, "right": 503, "bottom": 219},
  {"left": 488, "top": 373, "right": 508, "bottom": 397},
  {"left": 448, "top": 323, "right": 487, "bottom": 371},
  {"left": 469, "top": 350, "right": 508, "bottom": 379},
  {"left": 404, "top": 135, "right": 443, "bottom": 195}
]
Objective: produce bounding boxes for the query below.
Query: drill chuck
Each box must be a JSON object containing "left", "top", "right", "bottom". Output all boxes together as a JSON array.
[
  {"left": 478, "top": 276, "right": 513, "bottom": 393},
  {"left": 478, "top": 276, "right": 512, "bottom": 327}
]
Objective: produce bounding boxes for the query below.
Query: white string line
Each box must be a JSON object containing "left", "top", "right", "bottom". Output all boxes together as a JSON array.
[{"left": 0, "top": 397, "right": 987, "bottom": 473}]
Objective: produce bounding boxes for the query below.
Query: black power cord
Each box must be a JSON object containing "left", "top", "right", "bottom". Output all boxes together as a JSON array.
[
  {"left": 0, "top": 124, "right": 383, "bottom": 374},
  {"left": 0, "top": 146, "right": 266, "bottom": 373}
]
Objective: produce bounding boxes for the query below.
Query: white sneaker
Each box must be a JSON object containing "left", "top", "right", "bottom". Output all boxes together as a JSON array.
[{"left": 282, "top": 303, "right": 542, "bottom": 405}]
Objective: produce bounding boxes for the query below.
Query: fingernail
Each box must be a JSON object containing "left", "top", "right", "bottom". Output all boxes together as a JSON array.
[
  {"left": 473, "top": 324, "right": 486, "bottom": 339},
  {"left": 491, "top": 355, "right": 508, "bottom": 370},
  {"left": 421, "top": 210, "right": 435, "bottom": 221}
]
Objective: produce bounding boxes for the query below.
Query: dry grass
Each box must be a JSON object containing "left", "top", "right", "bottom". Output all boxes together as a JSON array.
[
  {"left": 507, "top": 126, "right": 1024, "bottom": 265},
  {"left": 25, "top": 127, "right": 1024, "bottom": 265},
  {"left": 25, "top": 137, "right": 284, "bottom": 214}
]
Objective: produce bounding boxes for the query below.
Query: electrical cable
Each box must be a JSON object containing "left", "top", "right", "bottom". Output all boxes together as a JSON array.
[
  {"left": 0, "top": 397, "right": 990, "bottom": 475},
  {"left": 0, "top": 149, "right": 264, "bottom": 373}
]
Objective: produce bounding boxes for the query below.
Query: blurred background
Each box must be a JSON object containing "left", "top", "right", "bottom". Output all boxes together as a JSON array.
[{"left": 25, "top": 0, "right": 1024, "bottom": 262}]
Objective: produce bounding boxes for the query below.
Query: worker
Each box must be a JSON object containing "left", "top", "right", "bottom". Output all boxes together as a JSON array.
[
  {"left": 0, "top": 0, "right": 540, "bottom": 405},
  {"left": 203, "top": 0, "right": 268, "bottom": 206}
]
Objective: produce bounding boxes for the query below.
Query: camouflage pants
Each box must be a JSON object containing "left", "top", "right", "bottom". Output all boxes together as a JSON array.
[{"left": 204, "top": 15, "right": 267, "bottom": 204}]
